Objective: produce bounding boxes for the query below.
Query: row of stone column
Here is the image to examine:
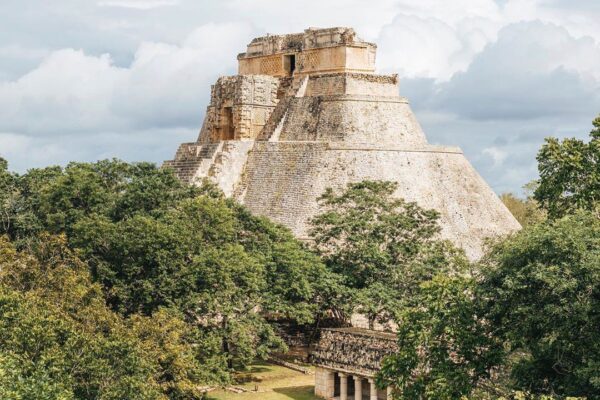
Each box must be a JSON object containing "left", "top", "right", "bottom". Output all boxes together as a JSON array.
[{"left": 338, "top": 372, "right": 392, "bottom": 400}]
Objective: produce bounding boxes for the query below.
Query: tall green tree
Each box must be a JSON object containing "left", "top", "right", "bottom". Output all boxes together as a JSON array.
[
  {"left": 534, "top": 115, "right": 600, "bottom": 218},
  {"left": 378, "top": 274, "right": 504, "bottom": 400},
  {"left": 501, "top": 182, "right": 546, "bottom": 227},
  {"left": 0, "top": 235, "right": 208, "bottom": 399},
  {"left": 73, "top": 195, "right": 334, "bottom": 370},
  {"left": 0, "top": 159, "right": 336, "bottom": 376},
  {"left": 480, "top": 211, "right": 600, "bottom": 398},
  {"left": 310, "top": 180, "right": 468, "bottom": 328},
  {"left": 0, "top": 157, "right": 18, "bottom": 234}
]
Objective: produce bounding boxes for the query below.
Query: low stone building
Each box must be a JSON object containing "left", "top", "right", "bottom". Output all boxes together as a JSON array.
[{"left": 311, "top": 328, "right": 397, "bottom": 400}]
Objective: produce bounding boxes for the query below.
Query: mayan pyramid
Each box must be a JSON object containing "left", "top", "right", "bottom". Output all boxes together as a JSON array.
[{"left": 164, "top": 27, "right": 520, "bottom": 260}]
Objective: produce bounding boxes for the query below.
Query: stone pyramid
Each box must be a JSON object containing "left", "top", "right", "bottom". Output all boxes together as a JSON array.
[{"left": 164, "top": 27, "right": 520, "bottom": 260}]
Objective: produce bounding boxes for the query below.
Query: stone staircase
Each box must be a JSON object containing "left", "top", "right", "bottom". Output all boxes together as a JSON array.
[
  {"left": 260, "top": 76, "right": 309, "bottom": 141},
  {"left": 163, "top": 142, "right": 222, "bottom": 184},
  {"left": 165, "top": 76, "right": 310, "bottom": 186},
  {"left": 207, "top": 141, "right": 235, "bottom": 178}
]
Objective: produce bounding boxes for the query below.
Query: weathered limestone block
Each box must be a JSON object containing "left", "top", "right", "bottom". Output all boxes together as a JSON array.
[
  {"left": 207, "top": 141, "right": 254, "bottom": 197},
  {"left": 304, "top": 73, "right": 399, "bottom": 97},
  {"left": 235, "top": 143, "right": 517, "bottom": 259},
  {"left": 274, "top": 95, "right": 427, "bottom": 146},
  {"left": 315, "top": 367, "right": 335, "bottom": 398}
]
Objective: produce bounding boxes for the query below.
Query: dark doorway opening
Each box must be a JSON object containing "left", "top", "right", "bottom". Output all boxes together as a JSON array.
[
  {"left": 222, "top": 107, "right": 234, "bottom": 140},
  {"left": 284, "top": 54, "right": 296, "bottom": 75},
  {"left": 348, "top": 375, "right": 356, "bottom": 396}
]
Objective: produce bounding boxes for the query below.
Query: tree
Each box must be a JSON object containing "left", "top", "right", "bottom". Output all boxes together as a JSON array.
[
  {"left": 0, "top": 235, "right": 207, "bottom": 399},
  {"left": 1, "top": 160, "right": 202, "bottom": 244},
  {"left": 479, "top": 211, "right": 600, "bottom": 398},
  {"left": 0, "top": 157, "right": 18, "bottom": 235},
  {"left": 500, "top": 182, "right": 546, "bottom": 227},
  {"left": 0, "top": 159, "right": 336, "bottom": 376},
  {"left": 534, "top": 115, "right": 600, "bottom": 218},
  {"left": 377, "top": 274, "right": 504, "bottom": 400},
  {"left": 310, "top": 180, "right": 468, "bottom": 328},
  {"left": 73, "top": 195, "right": 335, "bottom": 370}
]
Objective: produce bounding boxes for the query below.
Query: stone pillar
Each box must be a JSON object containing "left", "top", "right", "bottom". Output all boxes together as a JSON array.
[
  {"left": 387, "top": 386, "right": 393, "bottom": 399},
  {"left": 325, "top": 369, "right": 335, "bottom": 399},
  {"left": 315, "top": 367, "right": 335, "bottom": 399},
  {"left": 339, "top": 373, "right": 348, "bottom": 400},
  {"left": 368, "top": 378, "right": 378, "bottom": 400},
  {"left": 353, "top": 376, "right": 363, "bottom": 400}
]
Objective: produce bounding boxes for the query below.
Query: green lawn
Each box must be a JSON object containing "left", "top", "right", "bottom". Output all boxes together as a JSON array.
[{"left": 207, "top": 361, "right": 320, "bottom": 400}]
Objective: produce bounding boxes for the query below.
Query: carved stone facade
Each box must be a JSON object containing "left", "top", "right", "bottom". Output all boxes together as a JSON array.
[
  {"left": 311, "top": 328, "right": 397, "bottom": 399},
  {"left": 198, "top": 75, "right": 280, "bottom": 143},
  {"left": 164, "top": 26, "right": 520, "bottom": 260},
  {"left": 238, "top": 27, "right": 376, "bottom": 77}
]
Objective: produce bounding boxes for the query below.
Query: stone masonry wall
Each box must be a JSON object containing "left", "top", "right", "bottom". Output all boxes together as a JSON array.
[
  {"left": 234, "top": 141, "right": 328, "bottom": 228},
  {"left": 238, "top": 28, "right": 376, "bottom": 77},
  {"left": 304, "top": 73, "right": 398, "bottom": 97},
  {"left": 276, "top": 96, "right": 428, "bottom": 146},
  {"left": 311, "top": 328, "right": 398, "bottom": 377},
  {"left": 236, "top": 143, "right": 520, "bottom": 259},
  {"left": 206, "top": 141, "right": 254, "bottom": 197},
  {"left": 199, "top": 75, "right": 280, "bottom": 143},
  {"left": 314, "top": 367, "right": 335, "bottom": 399}
]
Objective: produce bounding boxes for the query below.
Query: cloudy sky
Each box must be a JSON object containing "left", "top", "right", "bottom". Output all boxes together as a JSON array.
[{"left": 1, "top": 0, "right": 599, "bottom": 195}]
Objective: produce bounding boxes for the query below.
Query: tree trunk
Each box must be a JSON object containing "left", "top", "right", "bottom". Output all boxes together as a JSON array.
[{"left": 222, "top": 316, "right": 233, "bottom": 369}]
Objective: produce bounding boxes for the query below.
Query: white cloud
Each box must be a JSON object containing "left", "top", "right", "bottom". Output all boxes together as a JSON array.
[
  {"left": 0, "top": 45, "right": 49, "bottom": 61},
  {"left": 0, "top": 128, "right": 195, "bottom": 173},
  {"left": 97, "top": 0, "right": 179, "bottom": 10},
  {"left": 393, "top": 0, "right": 502, "bottom": 25},
  {"left": 0, "top": 49, "right": 126, "bottom": 135},
  {"left": 483, "top": 146, "right": 508, "bottom": 166},
  {"left": 436, "top": 21, "right": 600, "bottom": 120},
  {"left": 112, "top": 22, "right": 255, "bottom": 128},
  {"left": 0, "top": 22, "right": 255, "bottom": 137},
  {"left": 374, "top": 0, "right": 506, "bottom": 80},
  {"left": 377, "top": 13, "right": 496, "bottom": 80}
]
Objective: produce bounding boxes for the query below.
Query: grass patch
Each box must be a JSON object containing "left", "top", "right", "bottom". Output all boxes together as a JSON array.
[{"left": 207, "top": 361, "right": 319, "bottom": 400}]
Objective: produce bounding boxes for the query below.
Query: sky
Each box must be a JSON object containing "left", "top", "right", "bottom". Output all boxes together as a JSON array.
[{"left": 0, "top": 0, "right": 599, "bottom": 195}]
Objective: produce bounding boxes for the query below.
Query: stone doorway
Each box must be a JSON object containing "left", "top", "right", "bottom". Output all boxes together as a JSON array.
[
  {"left": 221, "top": 106, "right": 234, "bottom": 140},
  {"left": 284, "top": 54, "right": 296, "bottom": 76}
]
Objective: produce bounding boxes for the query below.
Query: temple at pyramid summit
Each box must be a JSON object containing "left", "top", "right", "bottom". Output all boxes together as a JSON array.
[{"left": 164, "top": 27, "right": 520, "bottom": 261}]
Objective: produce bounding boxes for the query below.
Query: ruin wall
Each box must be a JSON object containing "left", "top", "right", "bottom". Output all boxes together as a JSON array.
[
  {"left": 236, "top": 142, "right": 520, "bottom": 260},
  {"left": 276, "top": 96, "right": 428, "bottom": 146},
  {"left": 199, "top": 75, "right": 280, "bottom": 143},
  {"left": 311, "top": 328, "right": 398, "bottom": 377},
  {"left": 303, "top": 73, "right": 399, "bottom": 97}
]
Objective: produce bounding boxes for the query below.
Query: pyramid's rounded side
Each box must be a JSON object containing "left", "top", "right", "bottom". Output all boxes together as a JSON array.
[{"left": 235, "top": 141, "right": 521, "bottom": 260}]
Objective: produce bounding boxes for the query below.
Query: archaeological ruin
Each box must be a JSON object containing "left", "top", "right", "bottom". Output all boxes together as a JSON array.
[
  {"left": 311, "top": 328, "right": 398, "bottom": 400},
  {"left": 164, "top": 27, "right": 521, "bottom": 399},
  {"left": 164, "top": 26, "right": 519, "bottom": 261}
]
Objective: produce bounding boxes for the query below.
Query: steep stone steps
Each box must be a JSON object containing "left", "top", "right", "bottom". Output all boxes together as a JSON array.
[{"left": 164, "top": 142, "right": 223, "bottom": 184}]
